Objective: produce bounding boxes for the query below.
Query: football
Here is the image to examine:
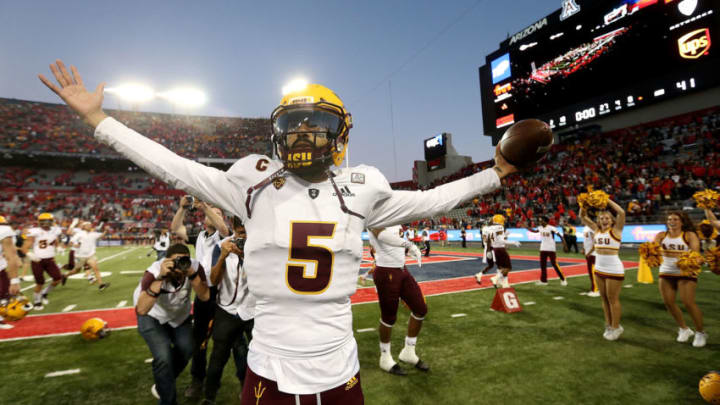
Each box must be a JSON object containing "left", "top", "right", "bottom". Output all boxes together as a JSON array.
[
  {"left": 700, "top": 371, "right": 720, "bottom": 404},
  {"left": 498, "top": 119, "right": 554, "bottom": 169}
]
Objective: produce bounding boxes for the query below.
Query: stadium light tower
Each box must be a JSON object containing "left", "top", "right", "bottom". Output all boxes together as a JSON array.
[
  {"left": 157, "top": 87, "right": 208, "bottom": 108},
  {"left": 104, "top": 83, "right": 155, "bottom": 103},
  {"left": 282, "top": 78, "right": 309, "bottom": 95}
]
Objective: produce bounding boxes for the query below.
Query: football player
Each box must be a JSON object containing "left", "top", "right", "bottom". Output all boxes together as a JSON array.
[
  {"left": 475, "top": 219, "right": 495, "bottom": 284},
  {"left": 526, "top": 216, "right": 567, "bottom": 286},
  {"left": 64, "top": 222, "right": 110, "bottom": 291},
  {"left": 368, "top": 226, "right": 425, "bottom": 376},
  {"left": 483, "top": 215, "right": 520, "bottom": 288},
  {"left": 1, "top": 215, "right": 22, "bottom": 329},
  {"left": 41, "top": 61, "right": 518, "bottom": 403},
  {"left": 21, "top": 213, "right": 66, "bottom": 310}
]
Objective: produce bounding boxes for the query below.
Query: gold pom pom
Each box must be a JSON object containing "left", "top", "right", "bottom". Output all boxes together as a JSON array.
[
  {"left": 704, "top": 247, "right": 720, "bottom": 274},
  {"left": 693, "top": 189, "right": 720, "bottom": 209},
  {"left": 587, "top": 190, "right": 610, "bottom": 209},
  {"left": 638, "top": 242, "right": 663, "bottom": 267},
  {"left": 677, "top": 251, "right": 704, "bottom": 277}
]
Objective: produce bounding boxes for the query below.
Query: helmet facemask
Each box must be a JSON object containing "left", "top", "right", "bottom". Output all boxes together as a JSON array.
[{"left": 271, "top": 102, "right": 350, "bottom": 175}]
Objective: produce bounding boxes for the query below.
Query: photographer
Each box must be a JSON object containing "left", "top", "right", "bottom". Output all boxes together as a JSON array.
[
  {"left": 170, "top": 195, "right": 229, "bottom": 399},
  {"left": 133, "top": 243, "right": 210, "bottom": 405},
  {"left": 149, "top": 229, "right": 170, "bottom": 261},
  {"left": 203, "top": 216, "right": 255, "bottom": 404}
]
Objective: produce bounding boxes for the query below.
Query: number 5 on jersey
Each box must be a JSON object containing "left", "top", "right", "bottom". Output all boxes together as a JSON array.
[{"left": 286, "top": 222, "right": 337, "bottom": 294}]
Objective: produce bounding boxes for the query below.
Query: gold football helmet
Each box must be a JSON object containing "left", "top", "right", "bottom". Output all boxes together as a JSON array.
[
  {"left": 271, "top": 83, "right": 352, "bottom": 172},
  {"left": 80, "top": 317, "right": 109, "bottom": 341},
  {"left": 0, "top": 296, "right": 33, "bottom": 321},
  {"left": 492, "top": 214, "right": 506, "bottom": 225}
]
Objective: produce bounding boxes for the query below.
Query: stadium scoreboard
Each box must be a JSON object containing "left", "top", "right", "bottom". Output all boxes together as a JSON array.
[
  {"left": 479, "top": 0, "right": 720, "bottom": 140},
  {"left": 424, "top": 133, "right": 448, "bottom": 171}
]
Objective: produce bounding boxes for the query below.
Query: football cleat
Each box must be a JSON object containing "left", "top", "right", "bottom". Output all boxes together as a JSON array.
[
  {"left": 535, "top": 281, "right": 548, "bottom": 286},
  {"left": 80, "top": 317, "right": 109, "bottom": 341},
  {"left": 98, "top": 283, "right": 110, "bottom": 292},
  {"left": 587, "top": 291, "right": 600, "bottom": 297},
  {"left": 560, "top": 279, "right": 568, "bottom": 286}
]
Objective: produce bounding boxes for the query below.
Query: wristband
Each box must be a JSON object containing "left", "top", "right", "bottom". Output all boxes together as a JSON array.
[
  {"left": 188, "top": 271, "right": 200, "bottom": 281},
  {"left": 145, "top": 288, "right": 161, "bottom": 298},
  {"left": 10, "top": 277, "right": 20, "bottom": 285}
]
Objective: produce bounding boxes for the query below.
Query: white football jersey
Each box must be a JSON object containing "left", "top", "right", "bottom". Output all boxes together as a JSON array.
[
  {"left": 368, "top": 225, "right": 405, "bottom": 268},
  {"left": 0, "top": 224, "right": 15, "bottom": 271},
  {"left": 487, "top": 224, "right": 507, "bottom": 248},
  {"left": 537, "top": 225, "right": 558, "bottom": 252},
  {"left": 74, "top": 230, "right": 103, "bottom": 257},
  {"left": 27, "top": 226, "right": 63, "bottom": 259},
  {"left": 95, "top": 117, "right": 502, "bottom": 394}
]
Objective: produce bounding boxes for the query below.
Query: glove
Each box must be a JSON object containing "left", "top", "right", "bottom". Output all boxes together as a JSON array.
[{"left": 408, "top": 244, "right": 422, "bottom": 268}]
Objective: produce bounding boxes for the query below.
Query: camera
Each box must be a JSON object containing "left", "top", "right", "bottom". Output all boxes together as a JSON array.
[
  {"left": 184, "top": 195, "right": 196, "bottom": 212},
  {"left": 163, "top": 256, "right": 192, "bottom": 285},
  {"left": 233, "top": 237, "right": 246, "bottom": 250}
]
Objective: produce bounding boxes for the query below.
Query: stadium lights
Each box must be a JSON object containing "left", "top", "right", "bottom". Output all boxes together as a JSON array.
[
  {"left": 519, "top": 42, "right": 538, "bottom": 51},
  {"left": 550, "top": 32, "right": 564, "bottom": 40},
  {"left": 105, "top": 83, "right": 155, "bottom": 103},
  {"left": 282, "top": 78, "right": 309, "bottom": 95},
  {"left": 157, "top": 88, "right": 208, "bottom": 108}
]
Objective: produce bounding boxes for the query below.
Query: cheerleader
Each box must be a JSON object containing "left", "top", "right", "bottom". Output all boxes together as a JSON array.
[
  {"left": 653, "top": 212, "right": 706, "bottom": 347},
  {"left": 579, "top": 199, "right": 626, "bottom": 341}
]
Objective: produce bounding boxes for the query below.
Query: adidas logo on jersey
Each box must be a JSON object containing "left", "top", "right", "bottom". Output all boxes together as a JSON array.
[{"left": 332, "top": 186, "right": 355, "bottom": 198}]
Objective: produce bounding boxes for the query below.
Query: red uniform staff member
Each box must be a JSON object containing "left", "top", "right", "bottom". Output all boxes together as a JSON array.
[
  {"left": 580, "top": 201, "right": 626, "bottom": 341},
  {"left": 527, "top": 216, "right": 567, "bottom": 286},
  {"left": 21, "top": 213, "right": 66, "bottom": 310},
  {"left": 654, "top": 212, "right": 706, "bottom": 348},
  {"left": 368, "top": 226, "right": 425, "bottom": 376}
]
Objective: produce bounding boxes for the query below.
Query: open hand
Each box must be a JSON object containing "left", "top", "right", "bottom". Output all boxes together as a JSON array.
[{"left": 38, "top": 60, "right": 107, "bottom": 128}]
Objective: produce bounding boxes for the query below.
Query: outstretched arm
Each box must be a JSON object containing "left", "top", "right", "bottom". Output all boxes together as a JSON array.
[
  {"left": 705, "top": 209, "right": 720, "bottom": 230},
  {"left": 171, "top": 196, "right": 190, "bottom": 243},
  {"left": 579, "top": 208, "right": 598, "bottom": 232},
  {"left": 368, "top": 150, "right": 516, "bottom": 228},
  {"left": 607, "top": 199, "right": 625, "bottom": 233},
  {"left": 39, "top": 60, "right": 246, "bottom": 220}
]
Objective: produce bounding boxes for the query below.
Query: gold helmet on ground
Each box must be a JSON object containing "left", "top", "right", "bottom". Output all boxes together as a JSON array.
[
  {"left": 0, "top": 296, "right": 33, "bottom": 321},
  {"left": 81, "top": 317, "right": 109, "bottom": 341},
  {"left": 271, "top": 83, "right": 353, "bottom": 172}
]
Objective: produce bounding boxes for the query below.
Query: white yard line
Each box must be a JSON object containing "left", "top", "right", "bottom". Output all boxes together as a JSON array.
[
  {"left": 356, "top": 328, "right": 375, "bottom": 333},
  {"left": 116, "top": 300, "right": 128, "bottom": 308},
  {"left": 451, "top": 313, "right": 467, "bottom": 318},
  {"left": 119, "top": 270, "right": 145, "bottom": 275},
  {"left": 144, "top": 358, "right": 153, "bottom": 363},
  {"left": 553, "top": 296, "right": 565, "bottom": 300},
  {"left": 98, "top": 246, "right": 140, "bottom": 263},
  {"left": 0, "top": 325, "right": 137, "bottom": 343},
  {"left": 44, "top": 369, "right": 81, "bottom": 378},
  {"left": 524, "top": 301, "right": 536, "bottom": 305},
  {"left": 62, "top": 305, "right": 77, "bottom": 312}
]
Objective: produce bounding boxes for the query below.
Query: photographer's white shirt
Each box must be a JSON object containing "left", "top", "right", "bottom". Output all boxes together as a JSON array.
[
  {"left": 132, "top": 258, "right": 205, "bottom": 327},
  {"left": 196, "top": 230, "right": 221, "bottom": 285},
  {"left": 215, "top": 236, "right": 256, "bottom": 320}
]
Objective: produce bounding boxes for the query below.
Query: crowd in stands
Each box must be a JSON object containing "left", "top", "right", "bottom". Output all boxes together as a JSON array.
[
  {"left": 411, "top": 106, "right": 720, "bottom": 229},
  {"left": 0, "top": 98, "right": 271, "bottom": 159},
  {"left": 1, "top": 101, "right": 719, "bottom": 241}
]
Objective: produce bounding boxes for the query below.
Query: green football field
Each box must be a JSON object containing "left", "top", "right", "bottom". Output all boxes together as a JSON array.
[{"left": 1, "top": 245, "right": 718, "bottom": 404}]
